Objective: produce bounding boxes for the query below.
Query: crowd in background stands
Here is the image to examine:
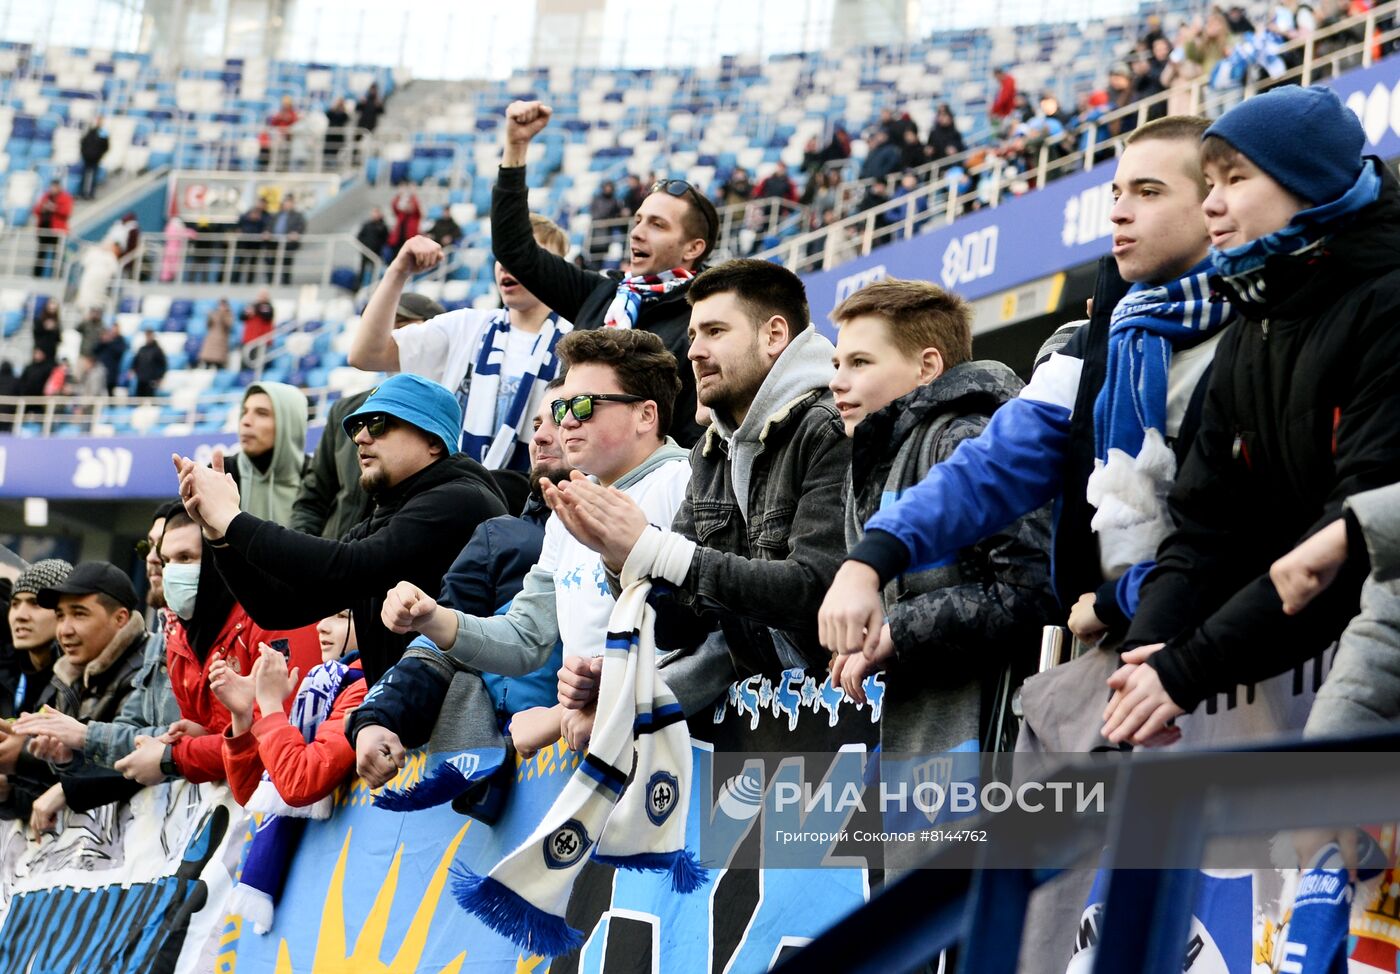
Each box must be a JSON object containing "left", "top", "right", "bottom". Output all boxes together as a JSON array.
[{"left": 0, "top": 82, "right": 1397, "bottom": 968}]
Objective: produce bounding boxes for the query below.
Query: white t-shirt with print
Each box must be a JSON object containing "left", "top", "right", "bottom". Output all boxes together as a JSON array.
[
  {"left": 392, "top": 307, "right": 572, "bottom": 440},
  {"left": 544, "top": 455, "right": 691, "bottom": 660}
]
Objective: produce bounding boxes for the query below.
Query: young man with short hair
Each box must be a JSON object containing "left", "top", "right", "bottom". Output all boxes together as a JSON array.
[
  {"left": 175, "top": 372, "right": 508, "bottom": 686},
  {"left": 490, "top": 100, "right": 719, "bottom": 446},
  {"left": 1103, "top": 85, "right": 1400, "bottom": 745},
  {"left": 350, "top": 214, "right": 575, "bottom": 473},
  {"left": 369, "top": 329, "right": 690, "bottom": 781},
  {"left": 818, "top": 117, "right": 1237, "bottom": 744},
  {"left": 548, "top": 259, "right": 850, "bottom": 720},
  {"left": 826, "top": 279, "right": 1055, "bottom": 753}
]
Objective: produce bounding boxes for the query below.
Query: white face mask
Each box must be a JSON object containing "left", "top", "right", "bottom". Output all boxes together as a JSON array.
[{"left": 161, "top": 562, "right": 201, "bottom": 620}]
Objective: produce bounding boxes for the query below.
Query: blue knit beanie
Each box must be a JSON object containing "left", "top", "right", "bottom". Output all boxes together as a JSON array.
[{"left": 1204, "top": 84, "right": 1364, "bottom": 206}]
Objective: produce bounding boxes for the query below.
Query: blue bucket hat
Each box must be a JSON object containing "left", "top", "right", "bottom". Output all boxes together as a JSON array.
[{"left": 341, "top": 373, "right": 462, "bottom": 454}]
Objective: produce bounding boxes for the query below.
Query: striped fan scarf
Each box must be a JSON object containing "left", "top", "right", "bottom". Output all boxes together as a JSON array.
[
  {"left": 229, "top": 657, "right": 361, "bottom": 934},
  {"left": 456, "top": 311, "right": 570, "bottom": 471},
  {"left": 601, "top": 268, "right": 693, "bottom": 329},
  {"left": 451, "top": 580, "right": 705, "bottom": 956},
  {"left": 1085, "top": 261, "right": 1236, "bottom": 574}
]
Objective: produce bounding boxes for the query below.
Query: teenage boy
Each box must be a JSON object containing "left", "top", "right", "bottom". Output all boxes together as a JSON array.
[
  {"left": 825, "top": 279, "right": 1055, "bottom": 753},
  {"left": 817, "top": 116, "right": 1233, "bottom": 687},
  {"left": 1103, "top": 85, "right": 1400, "bottom": 745},
  {"left": 350, "top": 216, "right": 574, "bottom": 473},
  {"left": 367, "top": 329, "right": 690, "bottom": 784}
]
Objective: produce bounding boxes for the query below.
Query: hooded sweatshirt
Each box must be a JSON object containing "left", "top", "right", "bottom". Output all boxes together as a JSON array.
[
  {"left": 235, "top": 382, "right": 308, "bottom": 526},
  {"left": 709, "top": 327, "right": 838, "bottom": 521}
]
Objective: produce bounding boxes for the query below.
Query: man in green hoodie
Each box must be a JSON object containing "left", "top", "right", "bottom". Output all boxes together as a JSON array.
[{"left": 231, "top": 381, "right": 308, "bottom": 527}]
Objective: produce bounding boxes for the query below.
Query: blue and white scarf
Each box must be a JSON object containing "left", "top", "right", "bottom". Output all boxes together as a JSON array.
[
  {"left": 1210, "top": 29, "right": 1286, "bottom": 89},
  {"left": 1211, "top": 159, "right": 1383, "bottom": 313},
  {"left": 1086, "top": 262, "right": 1236, "bottom": 576},
  {"left": 229, "top": 657, "right": 361, "bottom": 934},
  {"left": 601, "top": 268, "right": 693, "bottom": 330},
  {"left": 456, "top": 311, "right": 570, "bottom": 472},
  {"left": 452, "top": 580, "right": 705, "bottom": 956}
]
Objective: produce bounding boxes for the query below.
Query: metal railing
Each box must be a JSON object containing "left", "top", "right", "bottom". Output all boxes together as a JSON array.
[
  {"left": 169, "top": 121, "right": 378, "bottom": 174},
  {"left": 582, "top": 196, "right": 805, "bottom": 266},
  {"left": 0, "top": 228, "right": 72, "bottom": 281},
  {"left": 0, "top": 384, "right": 343, "bottom": 437},
  {"left": 759, "top": 2, "right": 1400, "bottom": 276},
  {"left": 104, "top": 231, "right": 382, "bottom": 296}
]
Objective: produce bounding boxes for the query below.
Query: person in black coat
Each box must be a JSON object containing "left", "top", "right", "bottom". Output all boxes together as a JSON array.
[
  {"left": 491, "top": 100, "right": 713, "bottom": 446},
  {"left": 18, "top": 349, "right": 53, "bottom": 398},
  {"left": 356, "top": 206, "right": 390, "bottom": 288},
  {"left": 323, "top": 97, "right": 350, "bottom": 169},
  {"left": 79, "top": 118, "right": 109, "bottom": 200},
  {"left": 1106, "top": 87, "right": 1400, "bottom": 745},
  {"left": 174, "top": 373, "right": 508, "bottom": 686},
  {"left": 131, "top": 330, "right": 167, "bottom": 397}
]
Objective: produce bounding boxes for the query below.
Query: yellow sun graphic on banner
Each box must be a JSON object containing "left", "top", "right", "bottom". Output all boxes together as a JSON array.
[{"left": 272, "top": 823, "right": 472, "bottom": 974}]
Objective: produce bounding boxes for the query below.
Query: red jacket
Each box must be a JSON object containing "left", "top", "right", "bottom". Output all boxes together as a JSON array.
[
  {"left": 390, "top": 194, "right": 421, "bottom": 247},
  {"left": 167, "top": 605, "right": 320, "bottom": 782},
  {"left": 991, "top": 74, "right": 1017, "bottom": 119},
  {"left": 222, "top": 677, "right": 366, "bottom": 807},
  {"left": 33, "top": 189, "right": 73, "bottom": 232}
]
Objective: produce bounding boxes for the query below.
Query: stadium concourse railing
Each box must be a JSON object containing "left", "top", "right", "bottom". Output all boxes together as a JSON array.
[
  {"left": 168, "top": 122, "right": 378, "bottom": 174},
  {"left": 758, "top": 1, "right": 1400, "bottom": 276},
  {"left": 94, "top": 231, "right": 383, "bottom": 297},
  {"left": 774, "top": 726, "right": 1400, "bottom": 974},
  {"left": 0, "top": 229, "right": 71, "bottom": 281},
  {"left": 0, "top": 385, "right": 345, "bottom": 438},
  {"left": 581, "top": 195, "right": 806, "bottom": 266}
]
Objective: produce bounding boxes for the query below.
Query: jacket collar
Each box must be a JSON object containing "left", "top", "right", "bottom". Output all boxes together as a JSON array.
[
  {"left": 701, "top": 388, "right": 827, "bottom": 458},
  {"left": 52, "top": 612, "right": 146, "bottom": 689}
]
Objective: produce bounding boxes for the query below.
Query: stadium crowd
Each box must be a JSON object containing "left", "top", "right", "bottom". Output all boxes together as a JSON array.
[{"left": 2, "top": 73, "right": 1399, "bottom": 958}]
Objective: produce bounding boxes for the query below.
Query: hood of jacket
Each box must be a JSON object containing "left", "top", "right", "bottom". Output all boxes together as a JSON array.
[
  {"left": 1213, "top": 158, "right": 1400, "bottom": 321},
  {"left": 612, "top": 438, "right": 691, "bottom": 491},
  {"left": 850, "top": 359, "right": 1024, "bottom": 489},
  {"left": 710, "top": 327, "right": 836, "bottom": 520},
  {"left": 52, "top": 611, "right": 146, "bottom": 689},
  {"left": 236, "top": 381, "right": 308, "bottom": 525}
]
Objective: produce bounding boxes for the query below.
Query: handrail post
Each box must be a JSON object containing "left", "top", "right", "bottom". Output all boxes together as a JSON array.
[
  {"left": 1365, "top": 6, "right": 1377, "bottom": 68},
  {"left": 1302, "top": 31, "right": 1315, "bottom": 85}
]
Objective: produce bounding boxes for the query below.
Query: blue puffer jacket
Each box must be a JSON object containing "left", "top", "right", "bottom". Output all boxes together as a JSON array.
[{"left": 345, "top": 496, "right": 561, "bottom": 747}]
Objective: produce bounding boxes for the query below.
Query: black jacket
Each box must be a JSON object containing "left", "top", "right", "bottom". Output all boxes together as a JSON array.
[
  {"left": 214, "top": 453, "right": 508, "bottom": 685},
  {"left": 346, "top": 496, "right": 550, "bottom": 746},
  {"left": 133, "top": 343, "right": 167, "bottom": 385},
  {"left": 652, "top": 390, "right": 851, "bottom": 677},
  {"left": 290, "top": 390, "right": 373, "bottom": 539},
  {"left": 1133, "top": 161, "right": 1400, "bottom": 711},
  {"left": 491, "top": 164, "right": 703, "bottom": 447},
  {"left": 80, "top": 127, "right": 109, "bottom": 165}
]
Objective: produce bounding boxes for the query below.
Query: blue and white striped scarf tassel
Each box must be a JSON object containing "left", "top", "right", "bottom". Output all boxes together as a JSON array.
[{"left": 451, "top": 581, "right": 705, "bottom": 956}]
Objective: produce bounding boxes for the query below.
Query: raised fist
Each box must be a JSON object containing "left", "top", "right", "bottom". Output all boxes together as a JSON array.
[
  {"left": 505, "top": 101, "right": 553, "bottom": 145},
  {"left": 391, "top": 235, "right": 443, "bottom": 274}
]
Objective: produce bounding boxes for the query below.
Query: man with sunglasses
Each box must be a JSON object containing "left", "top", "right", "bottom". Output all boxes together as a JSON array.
[
  {"left": 379, "top": 329, "right": 690, "bottom": 757},
  {"left": 491, "top": 100, "right": 716, "bottom": 448},
  {"left": 174, "top": 373, "right": 509, "bottom": 687}
]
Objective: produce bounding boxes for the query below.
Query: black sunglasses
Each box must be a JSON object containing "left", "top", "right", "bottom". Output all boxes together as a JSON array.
[
  {"left": 651, "top": 179, "right": 716, "bottom": 244},
  {"left": 347, "top": 413, "right": 396, "bottom": 440},
  {"left": 551, "top": 394, "right": 645, "bottom": 425}
]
